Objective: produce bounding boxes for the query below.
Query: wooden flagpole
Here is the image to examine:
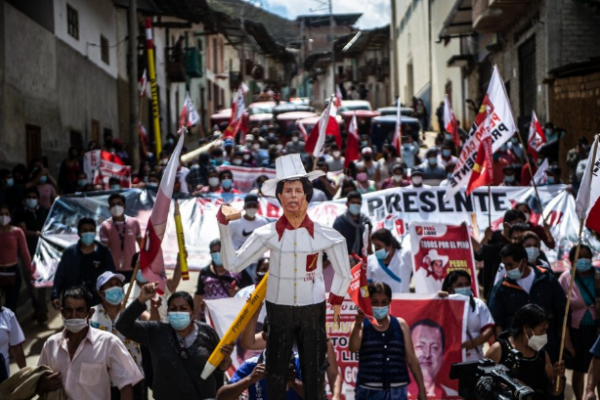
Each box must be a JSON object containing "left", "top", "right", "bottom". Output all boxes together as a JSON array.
[
  {"left": 516, "top": 132, "right": 549, "bottom": 225},
  {"left": 487, "top": 184, "right": 492, "bottom": 228}
]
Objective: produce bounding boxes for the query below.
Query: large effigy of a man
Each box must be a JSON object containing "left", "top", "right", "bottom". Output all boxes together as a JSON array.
[{"left": 216, "top": 154, "right": 352, "bottom": 400}]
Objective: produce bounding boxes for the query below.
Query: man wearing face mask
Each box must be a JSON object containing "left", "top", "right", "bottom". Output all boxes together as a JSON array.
[
  {"left": 355, "top": 148, "right": 380, "bottom": 182},
  {"left": 284, "top": 131, "right": 305, "bottom": 154},
  {"left": 407, "top": 169, "right": 431, "bottom": 188},
  {"left": 229, "top": 195, "right": 269, "bottom": 281},
  {"left": 326, "top": 144, "right": 345, "bottom": 172},
  {"left": 91, "top": 272, "right": 147, "bottom": 399},
  {"left": 437, "top": 142, "right": 458, "bottom": 167},
  {"left": 489, "top": 243, "right": 570, "bottom": 363},
  {"left": 418, "top": 148, "right": 446, "bottom": 186},
  {"left": 51, "top": 218, "right": 115, "bottom": 310},
  {"left": 38, "top": 285, "right": 143, "bottom": 399},
  {"left": 217, "top": 169, "right": 241, "bottom": 203},
  {"left": 499, "top": 165, "right": 519, "bottom": 186},
  {"left": 333, "top": 191, "right": 372, "bottom": 256},
  {"left": 544, "top": 164, "right": 563, "bottom": 185},
  {"left": 100, "top": 194, "right": 143, "bottom": 282}
]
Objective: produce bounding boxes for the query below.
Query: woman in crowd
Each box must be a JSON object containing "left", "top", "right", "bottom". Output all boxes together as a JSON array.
[
  {"left": 485, "top": 304, "right": 565, "bottom": 399},
  {"left": 514, "top": 202, "right": 555, "bottom": 249},
  {"left": 349, "top": 282, "right": 427, "bottom": 400},
  {"left": 377, "top": 144, "right": 401, "bottom": 182},
  {"left": 0, "top": 300, "right": 26, "bottom": 384},
  {"left": 0, "top": 205, "right": 33, "bottom": 313},
  {"left": 380, "top": 164, "right": 410, "bottom": 190},
  {"left": 58, "top": 146, "right": 83, "bottom": 194},
  {"left": 367, "top": 229, "right": 412, "bottom": 293},
  {"left": 355, "top": 165, "right": 377, "bottom": 194},
  {"left": 116, "top": 283, "right": 233, "bottom": 400},
  {"left": 558, "top": 245, "right": 600, "bottom": 400},
  {"left": 439, "top": 270, "right": 494, "bottom": 362}
]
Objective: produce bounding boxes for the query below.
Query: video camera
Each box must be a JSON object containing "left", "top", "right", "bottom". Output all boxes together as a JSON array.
[{"left": 450, "top": 349, "right": 537, "bottom": 400}]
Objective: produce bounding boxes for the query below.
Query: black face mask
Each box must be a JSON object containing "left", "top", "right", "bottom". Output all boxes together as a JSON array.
[{"left": 363, "top": 155, "right": 372, "bottom": 162}]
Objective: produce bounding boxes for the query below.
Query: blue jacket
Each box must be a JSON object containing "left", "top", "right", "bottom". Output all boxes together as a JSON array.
[
  {"left": 489, "top": 265, "right": 567, "bottom": 361},
  {"left": 51, "top": 240, "right": 115, "bottom": 302}
]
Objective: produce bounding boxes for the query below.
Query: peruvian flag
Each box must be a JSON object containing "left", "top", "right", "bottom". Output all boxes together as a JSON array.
[
  {"left": 576, "top": 134, "right": 600, "bottom": 235},
  {"left": 139, "top": 132, "right": 185, "bottom": 294},
  {"left": 527, "top": 110, "right": 547, "bottom": 162},
  {"left": 466, "top": 113, "right": 494, "bottom": 195},
  {"left": 392, "top": 100, "right": 403, "bottom": 155},
  {"left": 179, "top": 92, "right": 200, "bottom": 128},
  {"left": 348, "top": 225, "right": 377, "bottom": 325},
  {"left": 296, "top": 120, "right": 309, "bottom": 142},
  {"left": 223, "top": 89, "right": 249, "bottom": 141},
  {"left": 334, "top": 86, "right": 343, "bottom": 108},
  {"left": 139, "top": 69, "right": 147, "bottom": 98},
  {"left": 305, "top": 98, "right": 341, "bottom": 157},
  {"left": 344, "top": 113, "right": 360, "bottom": 168},
  {"left": 444, "top": 94, "right": 460, "bottom": 147}
]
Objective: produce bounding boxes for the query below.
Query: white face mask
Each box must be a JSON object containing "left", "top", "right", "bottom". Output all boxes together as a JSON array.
[
  {"left": 526, "top": 329, "right": 548, "bottom": 351},
  {"left": 393, "top": 174, "right": 403, "bottom": 183},
  {"left": 63, "top": 317, "right": 88, "bottom": 333},
  {"left": 333, "top": 151, "right": 341, "bottom": 158},
  {"left": 412, "top": 176, "right": 423, "bottom": 185},
  {"left": 208, "top": 177, "right": 220, "bottom": 187},
  {"left": 245, "top": 208, "right": 258, "bottom": 218},
  {"left": 525, "top": 247, "right": 540, "bottom": 263},
  {"left": 110, "top": 205, "right": 124, "bottom": 218},
  {"left": 252, "top": 144, "right": 260, "bottom": 151},
  {"left": 0, "top": 215, "right": 10, "bottom": 226}
]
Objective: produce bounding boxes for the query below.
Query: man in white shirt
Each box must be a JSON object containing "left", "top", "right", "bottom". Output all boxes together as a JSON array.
[
  {"left": 217, "top": 154, "right": 351, "bottom": 400},
  {"left": 37, "top": 285, "right": 143, "bottom": 400}
]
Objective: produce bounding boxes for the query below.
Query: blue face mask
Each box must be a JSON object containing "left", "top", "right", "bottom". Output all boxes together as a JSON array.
[
  {"left": 442, "top": 149, "right": 451, "bottom": 158},
  {"left": 447, "top": 172, "right": 453, "bottom": 179},
  {"left": 147, "top": 182, "right": 158, "bottom": 188},
  {"left": 110, "top": 185, "right": 121, "bottom": 190},
  {"left": 39, "top": 175, "right": 47, "bottom": 184},
  {"left": 445, "top": 134, "right": 453, "bottom": 141},
  {"left": 500, "top": 144, "right": 507, "bottom": 152},
  {"left": 375, "top": 248, "right": 388, "bottom": 261},
  {"left": 136, "top": 269, "right": 148, "bottom": 283},
  {"left": 454, "top": 287, "right": 472, "bottom": 297},
  {"left": 168, "top": 312, "right": 191, "bottom": 331},
  {"left": 80, "top": 232, "right": 96, "bottom": 246},
  {"left": 428, "top": 157, "right": 437, "bottom": 166},
  {"left": 505, "top": 175, "right": 515, "bottom": 183},
  {"left": 5, "top": 178, "right": 14, "bottom": 188},
  {"left": 221, "top": 179, "right": 233, "bottom": 190},
  {"left": 26, "top": 198, "right": 38, "bottom": 209},
  {"left": 78, "top": 179, "right": 88, "bottom": 187},
  {"left": 104, "top": 287, "right": 124, "bottom": 305},
  {"left": 348, "top": 204, "right": 361, "bottom": 216},
  {"left": 546, "top": 176, "right": 555, "bottom": 185},
  {"left": 576, "top": 258, "right": 593, "bottom": 272},
  {"left": 211, "top": 252, "right": 222, "bottom": 266},
  {"left": 372, "top": 306, "right": 389, "bottom": 320},
  {"left": 507, "top": 263, "right": 523, "bottom": 280}
]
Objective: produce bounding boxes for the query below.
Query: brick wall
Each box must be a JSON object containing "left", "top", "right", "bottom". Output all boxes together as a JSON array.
[{"left": 549, "top": 71, "right": 600, "bottom": 178}]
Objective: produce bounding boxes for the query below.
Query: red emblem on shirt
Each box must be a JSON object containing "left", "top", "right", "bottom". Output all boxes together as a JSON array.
[{"left": 306, "top": 253, "right": 318, "bottom": 272}]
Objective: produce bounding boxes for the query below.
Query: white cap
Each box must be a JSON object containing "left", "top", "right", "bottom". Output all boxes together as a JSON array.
[
  {"left": 96, "top": 271, "right": 126, "bottom": 291},
  {"left": 261, "top": 154, "right": 325, "bottom": 197}
]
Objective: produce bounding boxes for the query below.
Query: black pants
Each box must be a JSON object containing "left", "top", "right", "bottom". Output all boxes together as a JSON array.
[
  {"left": 110, "top": 380, "right": 147, "bottom": 400},
  {"left": 265, "top": 301, "right": 327, "bottom": 400}
]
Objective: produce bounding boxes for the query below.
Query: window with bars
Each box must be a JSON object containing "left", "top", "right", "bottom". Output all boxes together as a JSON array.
[
  {"left": 101, "top": 35, "right": 109, "bottom": 64},
  {"left": 67, "top": 4, "right": 79, "bottom": 40}
]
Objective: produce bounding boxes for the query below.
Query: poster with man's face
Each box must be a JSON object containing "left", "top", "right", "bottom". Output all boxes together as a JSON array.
[
  {"left": 409, "top": 223, "right": 479, "bottom": 296},
  {"left": 391, "top": 295, "right": 468, "bottom": 400}
]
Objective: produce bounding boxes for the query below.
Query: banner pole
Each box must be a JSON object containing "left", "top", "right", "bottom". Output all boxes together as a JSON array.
[
  {"left": 121, "top": 259, "right": 141, "bottom": 312},
  {"left": 554, "top": 217, "right": 585, "bottom": 392},
  {"left": 517, "top": 132, "right": 549, "bottom": 228},
  {"left": 145, "top": 18, "right": 162, "bottom": 157},
  {"left": 487, "top": 185, "right": 492, "bottom": 228}
]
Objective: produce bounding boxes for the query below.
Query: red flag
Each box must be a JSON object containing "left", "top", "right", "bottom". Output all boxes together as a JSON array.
[
  {"left": 334, "top": 86, "right": 343, "bottom": 108},
  {"left": 223, "top": 89, "right": 248, "bottom": 140},
  {"left": 392, "top": 101, "right": 403, "bottom": 155},
  {"left": 179, "top": 93, "right": 200, "bottom": 128},
  {"left": 527, "top": 110, "right": 546, "bottom": 162},
  {"left": 348, "top": 225, "right": 377, "bottom": 325},
  {"left": 443, "top": 94, "right": 460, "bottom": 147},
  {"left": 305, "top": 100, "right": 341, "bottom": 157},
  {"left": 344, "top": 113, "right": 360, "bottom": 168},
  {"left": 139, "top": 131, "right": 185, "bottom": 294},
  {"left": 296, "top": 120, "right": 309, "bottom": 142},
  {"left": 466, "top": 114, "right": 494, "bottom": 195}
]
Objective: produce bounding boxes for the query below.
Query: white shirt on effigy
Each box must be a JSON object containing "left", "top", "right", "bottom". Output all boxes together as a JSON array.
[
  {"left": 219, "top": 216, "right": 352, "bottom": 306},
  {"left": 38, "top": 327, "right": 143, "bottom": 400}
]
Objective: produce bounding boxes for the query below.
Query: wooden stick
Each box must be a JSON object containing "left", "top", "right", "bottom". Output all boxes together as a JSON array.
[
  {"left": 121, "top": 259, "right": 141, "bottom": 312},
  {"left": 487, "top": 184, "right": 492, "bottom": 228},
  {"left": 555, "top": 217, "right": 585, "bottom": 392},
  {"left": 516, "top": 132, "right": 549, "bottom": 226}
]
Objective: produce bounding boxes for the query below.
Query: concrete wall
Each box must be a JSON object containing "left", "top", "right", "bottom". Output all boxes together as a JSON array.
[{"left": 1, "top": 3, "right": 118, "bottom": 174}]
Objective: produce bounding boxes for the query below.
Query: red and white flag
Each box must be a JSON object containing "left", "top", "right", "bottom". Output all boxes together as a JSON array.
[
  {"left": 348, "top": 225, "right": 376, "bottom": 325},
  {"left": 575, "top": 134, "right": 600, "bottom": 235},
  {"left": 139, "top": 132, "right": 185, "bottom": 294},
  {"left": 179, "top": 93, "right": 200, "bottom": 128},
  {"left": 296, "top": 120, "right": 309, "bottom": 142},
  {"left": 83, "top": 150, "right": 131, "bottom": 189},
  {"left": 443, "top": 94, "right": 460, "bottom": 147},
  {"left": 466, "top": 113, "right": 494, "bottom": 195},
  {"left": 334, "top": 86, "right": 343, "bottom": 108},
  {"left": 527, "top": 110, "right": 547, "bottom": 162},
  {"left": 305, "top": 98, "right": 341, "bottom": 158},
  {"left": 344, "top": 113, "right": 360, "bottom": 168},
  {"left": 223, "top": 89, "right": 249, "bottom": 141},
  {"left": 445, "top": 65, "right": 517, "bottom": 201},
  {"left": 139, "top": 69, "right": 148, "bottom": 98},
  {"left": 392, "top": 100, "right": 403, "bottom": 156}
]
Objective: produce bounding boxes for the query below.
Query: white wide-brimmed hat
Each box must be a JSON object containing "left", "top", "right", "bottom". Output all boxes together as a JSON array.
[
  {"left": 426, "top": 249, "right": 449, "bottom": 266},
  {"left": 261, "top": 154, "right": 325, "bottom": 197}
]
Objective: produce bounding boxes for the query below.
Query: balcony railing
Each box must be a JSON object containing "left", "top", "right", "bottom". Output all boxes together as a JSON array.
[{"left": 165, "top": 46, "right": 186, "bottom": 82}]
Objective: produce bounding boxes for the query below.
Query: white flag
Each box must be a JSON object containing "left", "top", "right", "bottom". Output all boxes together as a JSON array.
[{"left": 575, "top": 134, "right": 600, "bottom": 234}]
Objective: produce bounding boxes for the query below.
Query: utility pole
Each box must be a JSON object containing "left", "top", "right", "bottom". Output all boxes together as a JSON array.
[
  {"left": 128, "top": 0, "right": 140, "bottom": 169},
  {"left": 329, "top": 0, "right": 335, "bottom": 94}
]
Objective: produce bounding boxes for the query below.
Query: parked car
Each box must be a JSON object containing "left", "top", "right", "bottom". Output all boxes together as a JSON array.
[
  {"left": 377, "top": 106, "right": 416, "bottom": 117},
  {"left": 289, "top": 97, "right": 311, "bottom": 106},
  {"left": 210, "top": 109, "right": 231, "bottom": 131},
  {"left": 249, "top": 113, "right": 273, "bottom": 130},
  {"left": 337, "top": 100, "right": 372, "bottom": 113},
  {"left": 340, "top": 110, "right": 381, "bottom": 136},
  {"left": 276, "top": 111, "right": 318, "bottom": 136},
  {"left": 370, "top": 115, "right": 421, "bottom": 151},
  {"left": 247, "top": 101, "right": 280, "bottom": 115},
  {"left": 272, "top": 103, "right": 315, "bottom": 118}
]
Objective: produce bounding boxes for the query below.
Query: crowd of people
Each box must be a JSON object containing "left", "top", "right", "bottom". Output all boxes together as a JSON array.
[{"left": 0, "top": 97, "right": 598, "bottom": 400}]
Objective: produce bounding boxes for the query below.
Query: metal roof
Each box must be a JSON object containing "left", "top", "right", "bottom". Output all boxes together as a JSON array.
[{"left": 438, "top": 0, "right": 473, "bottom": 39}]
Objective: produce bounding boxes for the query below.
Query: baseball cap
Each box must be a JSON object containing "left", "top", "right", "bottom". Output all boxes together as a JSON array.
[
  {"left": 411, "top": 168, "right": 424, "bottom": 176},
  {"left": 245, "top": 194, "right": 259, "bottom": 205},
  {"left": 224, "top": 139, "right": 234, "bottom": 147},
  {"left": 96, "top": 271, "right": 126, "bottom": 291}
]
